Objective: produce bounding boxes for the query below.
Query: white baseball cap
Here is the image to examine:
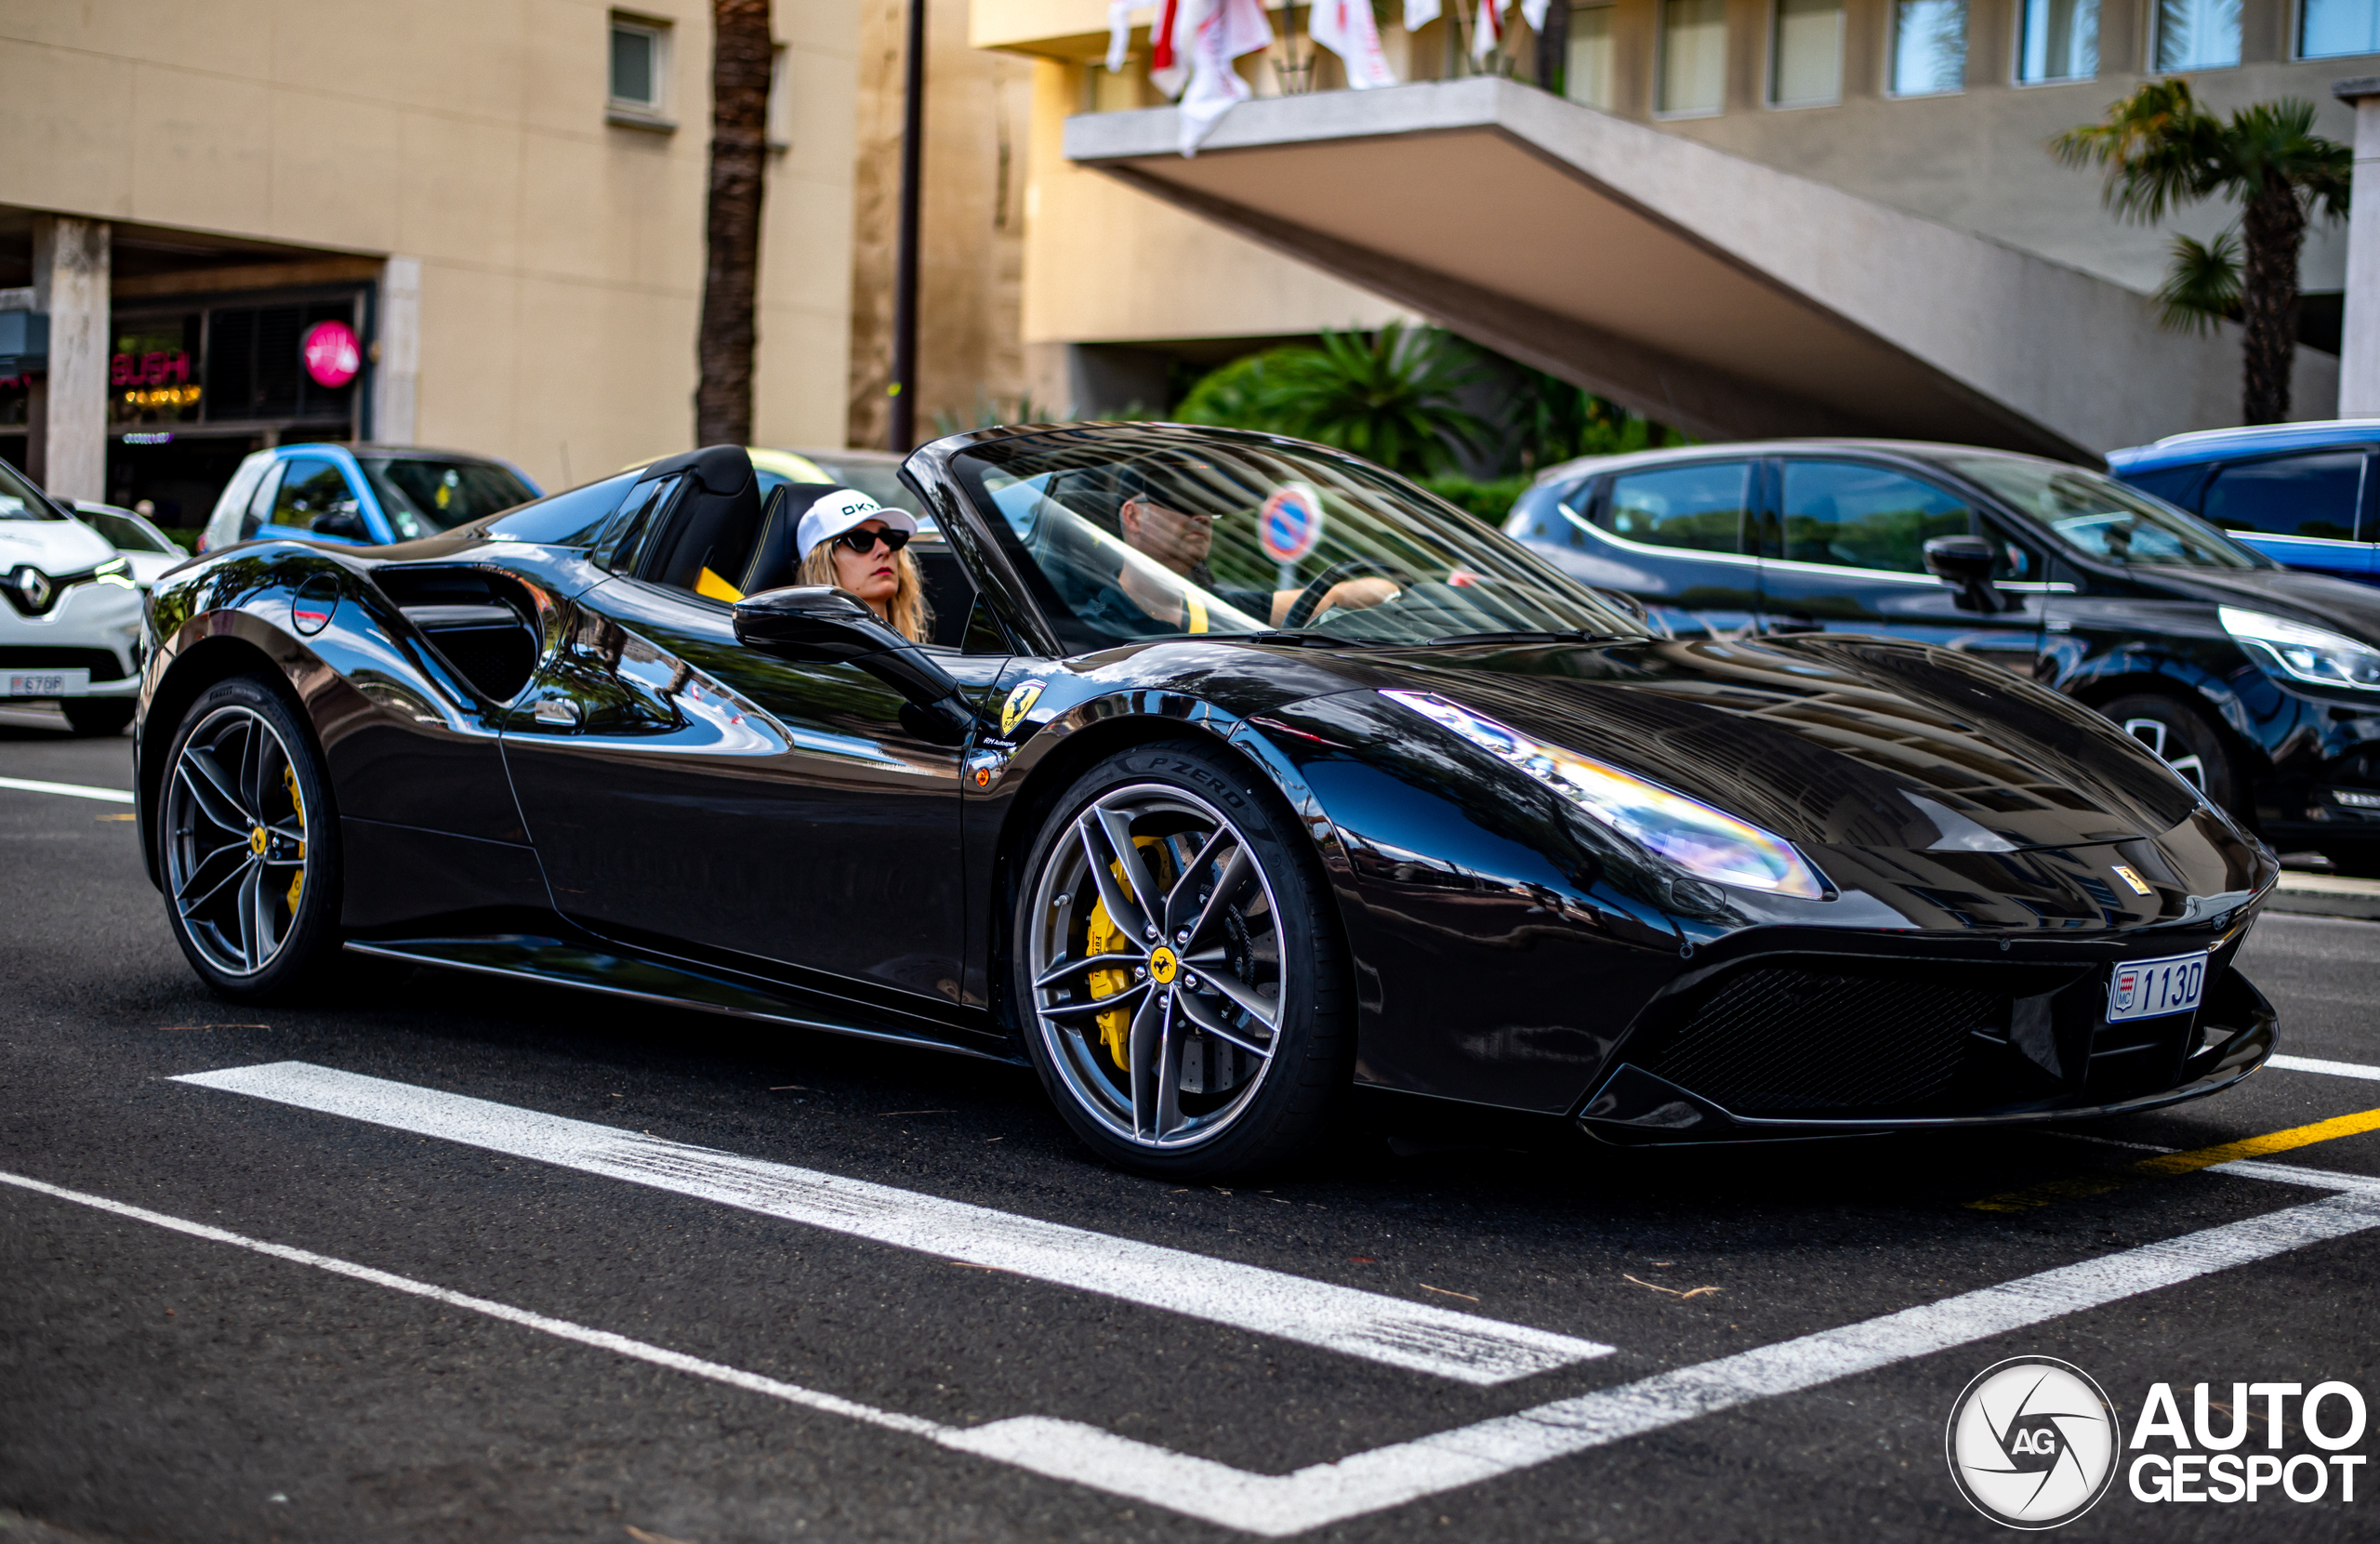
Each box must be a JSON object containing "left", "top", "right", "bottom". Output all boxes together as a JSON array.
[{"left": 797, "top": 487, "right": 919, "bottom": 557}]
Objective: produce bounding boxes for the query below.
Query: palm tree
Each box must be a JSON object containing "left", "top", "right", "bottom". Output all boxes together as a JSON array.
[
  {"left": 695, "top": 0, "right": 775, "bottom": 448},
  {"left": 2051, "top": 80, "right": 2349, "bottom": 425},
  {"left": 1178, "top": 323, "right": 1493, "bottom": 477}
]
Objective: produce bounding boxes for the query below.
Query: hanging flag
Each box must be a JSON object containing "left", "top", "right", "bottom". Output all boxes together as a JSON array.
[
  {"left": 1107, "top": 0, "right": 1133, "bottom": 72},
  {"left": 1520, "top": 0, "right": 1548, "bottom": 25},
  {"left": 1311, "top": 0, "right": 1398, "bottom": 88},
  {"left": 1150, "top": 0, "right": 1187, "bottom": 95},
  {"left": 1471, "top": 0, "right": 1503, "bottom": 63},
  {"left": 1174, "top": 0, "right": 1272, "bottom": 155},
  {"left": 1406, "top": 0, "right": 1442, "bottom": 29}
]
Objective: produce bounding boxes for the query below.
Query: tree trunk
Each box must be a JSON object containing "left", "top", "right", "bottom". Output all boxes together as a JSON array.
[
  {"left": 2238, "top": 169, "right": 2307, "bottom": 426},
  {"left": 1536, "top": 0, "right": 1570, "bottom": 96},
  {"left": 695, "top": 0, "right": 774, "bottom": 449}
]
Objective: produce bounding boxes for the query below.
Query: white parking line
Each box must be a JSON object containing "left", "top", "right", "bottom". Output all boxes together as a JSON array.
[
  {"left": 172, "top": 1061, "right": 1612, "bottom": 1386},
  {"left": 9, "top": 1162, "right": 2375, "bottom": 1536},
  {"left": 2270, "top": 1053, "right": 2380, "bottom": 1082},
  {"left": 0, "top": 774, "right": 133, "bottom": 803}
]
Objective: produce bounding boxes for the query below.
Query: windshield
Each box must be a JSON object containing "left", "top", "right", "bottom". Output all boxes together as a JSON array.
[
  {"left": 358, "top": 455, "right": 536, "bottom": 538},
  {"left": 1941, "top": 455, "right": 2268, "bottom": 570},
  {"left": 0, "top": 458, "right": 60, "bottom": 521},
  {"left": 79, "top": 508, "right": 176, "bottom": 553},
  {"left": 951, "top": 428, "right": 1646, "bottom": 653}
]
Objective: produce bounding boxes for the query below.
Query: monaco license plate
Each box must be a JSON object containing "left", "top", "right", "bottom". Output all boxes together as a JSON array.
[
  {"left": 2108, "top": 951, "right": 2207, "bottom": 1023},
  {"left": 3, "top": 668, "right": 88, "bottom": 697}
]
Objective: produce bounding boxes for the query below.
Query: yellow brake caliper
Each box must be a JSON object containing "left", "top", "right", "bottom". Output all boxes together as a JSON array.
[
  {"left": 283, "top": 765, "right": 308, "bottom": 912},
  {"left": 1082, "top": 837, "right": 1165, "bottom": 1071}
]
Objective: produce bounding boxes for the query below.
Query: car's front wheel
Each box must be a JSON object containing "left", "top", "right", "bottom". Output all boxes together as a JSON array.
[
  {"left": 1012, "top": 741, "right": 1349, "bottom": 1178},
  {"left": 158, "top": 676, "right": 343, "bottom": 1000},
  {"left": 2100, "top": 693, "right": 2240, "bottom": 813}
]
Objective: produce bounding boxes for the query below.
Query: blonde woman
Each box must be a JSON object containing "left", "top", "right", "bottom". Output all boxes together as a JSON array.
[{"left": 794, "top": 489, "right": 932, "bottom": 643}]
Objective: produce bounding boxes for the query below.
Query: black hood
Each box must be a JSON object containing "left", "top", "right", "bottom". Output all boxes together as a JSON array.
[
  {"left": 1317, "top": 634, "right": 2202, "bottom": 852},
  {"left": 2126, "top": 564, "right": 2380, "bottom": 646}
]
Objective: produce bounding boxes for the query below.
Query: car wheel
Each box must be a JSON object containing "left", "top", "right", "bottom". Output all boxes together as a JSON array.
[
  {"left": 61, "top": 699, "right": 135, "bottom": 736},
  {"left": 1012, "top": 740, "right": 1349, "bottom": 1179},
  {"left": 158, "top": 676, "right": 343, "bottom": 1001},
  {"left": 2099, "top": 693, "right": 2240, "bottom": 812}
]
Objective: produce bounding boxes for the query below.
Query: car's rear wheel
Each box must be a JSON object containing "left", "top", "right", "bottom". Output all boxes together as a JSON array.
[
  {"left": 159, "top": 676, "right": 343, "bottom": 1000},
  {"left": 61, "top": 699, "right": 135, "bottom": 736},
  {"left": 2100, "top": 693, "right": 2240, "bottom": 813},
  {"left": 1012, "top": 741, "right": 1349, "bottom": 1178}
]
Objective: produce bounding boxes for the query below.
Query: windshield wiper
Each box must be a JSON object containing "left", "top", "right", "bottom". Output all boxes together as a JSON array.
[
  {"left": 1234, "top": 630, "right": 1395, "bottom": 649},
  {"left": 1421, "top": 629, "right": 1637, "bottom": 646}
]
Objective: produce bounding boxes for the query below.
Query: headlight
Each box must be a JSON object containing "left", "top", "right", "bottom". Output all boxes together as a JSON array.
[
  {"left": 2221, "top": 606, "right": 2380, "bottom": 692},
  {"left": 1381, "top": 689, "right": 1830, "bottom": 899}
]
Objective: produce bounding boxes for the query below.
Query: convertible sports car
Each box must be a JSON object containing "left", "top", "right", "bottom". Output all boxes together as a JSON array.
[{"left": 134, "top": 425, "right": 2280, "bottom": 1177}]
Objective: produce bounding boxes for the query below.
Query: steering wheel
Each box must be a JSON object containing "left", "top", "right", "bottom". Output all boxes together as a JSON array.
[{"left": 1282, "top": 558, "right": 1415, "bottom": 629}]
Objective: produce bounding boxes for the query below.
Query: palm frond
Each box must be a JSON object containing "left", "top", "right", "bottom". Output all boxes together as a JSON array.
[{"left": 2154, "top": 231, "right": 2241, "bottom": 335}]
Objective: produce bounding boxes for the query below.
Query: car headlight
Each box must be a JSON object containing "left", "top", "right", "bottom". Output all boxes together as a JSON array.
[
  {"left": 2221, "top": 606, "right": 2380, "bottom": 692},
  {"left": 1380, "top": 689, "right": 1830, "bottom": 899}
]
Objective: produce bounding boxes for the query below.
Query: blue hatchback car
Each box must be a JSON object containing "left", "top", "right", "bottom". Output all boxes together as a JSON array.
[
  {"left": 197, "top": 443, "right": 540, "bottom": 554},
  {"left": 2108, "top": 421, "right": 2380, "bottom": 587}
]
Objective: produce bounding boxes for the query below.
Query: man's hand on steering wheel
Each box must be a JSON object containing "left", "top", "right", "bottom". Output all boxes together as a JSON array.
[{"left": 1281, "top": 558, "right": 1414, "bottom": 628}]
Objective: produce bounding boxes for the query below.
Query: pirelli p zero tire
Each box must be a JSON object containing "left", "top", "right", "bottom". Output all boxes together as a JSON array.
[
  {"left": 1012, "top": 739, "right": 1350, "bottom": 1179},
  {"left": 2100, "top": 692, "right": 2241, "bottom": 814},
  {"left": 158, "top": 675, "right": 344, "bottom": 1002}
]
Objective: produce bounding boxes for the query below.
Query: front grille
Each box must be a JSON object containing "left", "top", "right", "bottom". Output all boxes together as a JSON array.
[
  {"left": 1641, "top": 968, "right": 2001, "bottom": 1116},
  {"left": 0, "top": 645, "right": 132, "bottom": 680}
]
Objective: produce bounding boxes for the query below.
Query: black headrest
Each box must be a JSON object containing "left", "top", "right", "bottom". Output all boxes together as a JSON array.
[
  {"left": 637, "top": 443, "right": 755, "bottom": 497},
  {"left": 637, "top": 446, "right": 761, "bottom": 591},
  {"left": 740, "top": 482, "right": 852, "bottom": 596}
]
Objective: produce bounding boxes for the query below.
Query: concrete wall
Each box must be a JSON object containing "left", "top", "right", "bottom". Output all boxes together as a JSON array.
[{"left": 0, "top": 0, "right": 863, "bottom": 488}]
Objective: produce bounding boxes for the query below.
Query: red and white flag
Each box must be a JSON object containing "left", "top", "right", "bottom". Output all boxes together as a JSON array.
[
  {"left": 1153, "top": 0, "right": 1273, "bottom": 154},
  {"left": 1310, "top": 0, "right": 1397, "bottom": 88},
  {"left": 1405, "top": 0, "right": 1442, "bottom": 28},
  {"left": 1471, "top": 0, "right": 1504, "bottom": 62}
]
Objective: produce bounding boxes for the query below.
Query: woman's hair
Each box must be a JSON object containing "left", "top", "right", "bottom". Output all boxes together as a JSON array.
[{"left": 800, "top": 535, "right": 932, "bottom": 643}]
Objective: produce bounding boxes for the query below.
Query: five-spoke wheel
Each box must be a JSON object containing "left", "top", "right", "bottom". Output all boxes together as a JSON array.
[{"left": 1015, "top": 743, "right": 1346, "bottom": 1176}]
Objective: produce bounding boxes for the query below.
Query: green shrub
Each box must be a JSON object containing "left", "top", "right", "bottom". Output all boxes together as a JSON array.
[{"left": 1414, "top": 474, "right": 1532, "bottom": 526}]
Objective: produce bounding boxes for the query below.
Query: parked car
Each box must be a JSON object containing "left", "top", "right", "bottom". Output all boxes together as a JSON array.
[
  {"left": 0, "top": 460, "right": 143, "bottom": 735},
  {"left": 1507, "top": 440, "right": 2380, "bottom": 874},
  {"left": 2108, "top": 420, "right": 2380, "bottom": 587},
  {"left": 136, "top": 429, "right": 2276, "bottom": 1175},
  {"left": 197, "top": 443, "right": 540, "bottom": 553},
  {"left": 69, "top": 500, "right": 189, "bottom": 589}
]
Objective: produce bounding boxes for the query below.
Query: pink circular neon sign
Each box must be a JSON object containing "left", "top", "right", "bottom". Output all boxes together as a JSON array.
[{"left": 301, "top": 321, "right": 362, "bottom": 389}]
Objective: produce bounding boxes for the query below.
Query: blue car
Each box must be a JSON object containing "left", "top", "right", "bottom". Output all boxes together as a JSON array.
[
  {"left": 2108, "top": 421, "right": 2380, "bottom": 587},
  {"left": 197, "top": 442, "right": 540, "bottom": 553}
]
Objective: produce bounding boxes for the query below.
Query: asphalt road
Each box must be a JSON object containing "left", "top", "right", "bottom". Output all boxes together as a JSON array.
[{"left": 4, "top": 705, "right": 2377, "bottom": 1543}]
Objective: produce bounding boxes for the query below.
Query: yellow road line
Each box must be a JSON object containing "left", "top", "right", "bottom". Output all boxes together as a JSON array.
[{"left": 1968, "top": 1106, "right": 2380, "bottom": 1213}]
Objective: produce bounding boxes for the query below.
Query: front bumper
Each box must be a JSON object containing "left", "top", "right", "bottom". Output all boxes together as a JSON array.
[
  {"left": 0, "top": 579, "right": 142, "bottom": 700},
  {"left": 1576, "top": 943, "right": 2276, "bottom": 1144}
]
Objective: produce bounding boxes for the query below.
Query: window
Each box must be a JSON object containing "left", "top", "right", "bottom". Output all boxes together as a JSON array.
[
  {"left": 2153, "top": 0, "right": 2240, "bottom": 70},
  {"left": 359, "top": 455, "right": 538, "bottom": 538},
  {"left": 1771, "top": 0, "right": 1844, "bottom": 105},
  {"left": 2016, "top": 0, "right": 2097, "bottom": 82},
  {"left": 1772, "top": 460, "right": 1970, "bottom": 572},
  {"left": 610, "top": 15, "right": 669, "bottom": 117},
  {"left": 1600, "top": 462, "right": 1753, "bottom": 552},
  {"left": 2202, "top": 453, "right": 2366, "bottom": 541},
  {"left": 1659, "top": 0, "right": 1729, "bottom": 115},
  {"left": 271, "top": 458, "right": 363, "bottom": 536},
  {"left": 1568, "top": 2, "right": 1617, "bottom": 108},
  {"left": 1890, "top": 0, "right": 1967, "bottom": 95},
  {"left": 2302, "top": 0, "right": 2380, "bottom": 59}
]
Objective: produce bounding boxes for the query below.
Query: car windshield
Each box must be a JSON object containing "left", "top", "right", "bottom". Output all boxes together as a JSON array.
[
  {"left": 0, "top": 458, "right": 60, "bottom": 520},
  {"left": 1940, "top": 455, "right": 2268, "bottom": 570},
  {"left": 357, "top": 455, "right": 536, "bottom": 538},
  {"left": 950, "top": 428, "right": 1646, "bottom": 653},
  {"left": 79, "top": 508, "right": 175, "bottom": 553}
]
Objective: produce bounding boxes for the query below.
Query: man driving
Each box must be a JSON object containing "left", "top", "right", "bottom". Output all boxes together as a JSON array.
[{"left": 1075, "top": 466, "right": 1400, "bottom": 637}]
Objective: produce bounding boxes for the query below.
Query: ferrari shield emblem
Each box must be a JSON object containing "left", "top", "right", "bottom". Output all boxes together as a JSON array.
[{"left": 1000, "top": 679, "right": 1046, "bottom": 738}]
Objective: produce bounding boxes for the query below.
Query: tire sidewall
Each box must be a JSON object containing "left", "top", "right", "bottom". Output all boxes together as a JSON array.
[
  {"left": 158, "top": 674, "right": 343, "bottom": 1000},
  {"left": 1009, "top": 738, "right": 1346, "bottom": 1179}
]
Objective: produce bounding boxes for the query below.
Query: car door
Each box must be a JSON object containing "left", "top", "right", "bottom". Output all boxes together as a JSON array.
[
  {"left": 497, "top": 464, "right": 1001, "bottom": 1009},
  {"left": 255, "top": 455, "right": 374, "bottom": 545},
  {"left": 2198, "top": 448, "right": 2375, "bottom": 584},
  {"left": 1752, "top": 455, "right": 2048, "bottom": 675},
  {"left": 1514, "top": 457, "right": 1764, "bottom": 637}
]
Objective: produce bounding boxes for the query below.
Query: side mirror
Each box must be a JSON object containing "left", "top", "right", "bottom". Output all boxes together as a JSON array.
[
  {"left": 733, "top": 585, "right": 986, "bottom": 746},
  {"left": 312, "top": 504, "right": 369, "bottom": 541},
  {"left": 1923, "top": 534, "right": 2009, "bottom": 614}
]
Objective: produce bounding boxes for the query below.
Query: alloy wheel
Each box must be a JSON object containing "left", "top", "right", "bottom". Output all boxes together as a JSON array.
[
  {"left": 164, "top": 704, "right": 312, "bottom": 977},
  {"left": 1025, "top": 782, "right": 1287, "bottom": 1151},
  {"left": 2120, "top": 715, "right": 2209, "bottom": 794}
]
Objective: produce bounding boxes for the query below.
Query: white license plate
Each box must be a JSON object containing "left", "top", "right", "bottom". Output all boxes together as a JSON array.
[
  {"left": 2108, "top": 951, "right": 2207, "bottom": 1023},
  {"left": 3, "top": 668, "right": 89, "bottom": 697}
]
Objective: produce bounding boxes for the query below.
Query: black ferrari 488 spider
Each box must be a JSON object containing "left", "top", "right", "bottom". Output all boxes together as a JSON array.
[{"left": 135, "top": 425, "right": 2280, "bottom": 1176}]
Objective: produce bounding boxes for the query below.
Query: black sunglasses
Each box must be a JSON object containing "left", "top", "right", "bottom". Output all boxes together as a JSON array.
[{"left": 831, "top": 526, "right": 910, "bottom": 555}]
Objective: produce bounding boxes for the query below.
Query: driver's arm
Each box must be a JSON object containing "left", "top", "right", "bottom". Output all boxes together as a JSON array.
[{"left": 1266, "top": 575, "right": 1400, "bottom": 626}]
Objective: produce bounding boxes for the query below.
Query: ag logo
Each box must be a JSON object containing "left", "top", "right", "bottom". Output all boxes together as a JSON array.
[
  {"left": 999, "top": 679, "right": 1045, "bottom": 738},
  {"left": 1947, "top": 1357, "right": 2119, "bottom": 1529}
]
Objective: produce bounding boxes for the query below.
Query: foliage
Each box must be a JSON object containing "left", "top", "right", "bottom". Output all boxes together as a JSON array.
[
  {"left": 930, "top": 394, "right": 1061, "bottom": 437},
  {"left": 1501, "top": 369, "right": 1682, "bottom": 468},
  {"left": 1171, "top": 323, "right": 1495, "bottom": 477},
  {"left": 2050, "top": 80, "right": 2349, "bottom": 422},
  {"left": 1414, "top": 474, "right": 1533, "bottom": 525}
]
